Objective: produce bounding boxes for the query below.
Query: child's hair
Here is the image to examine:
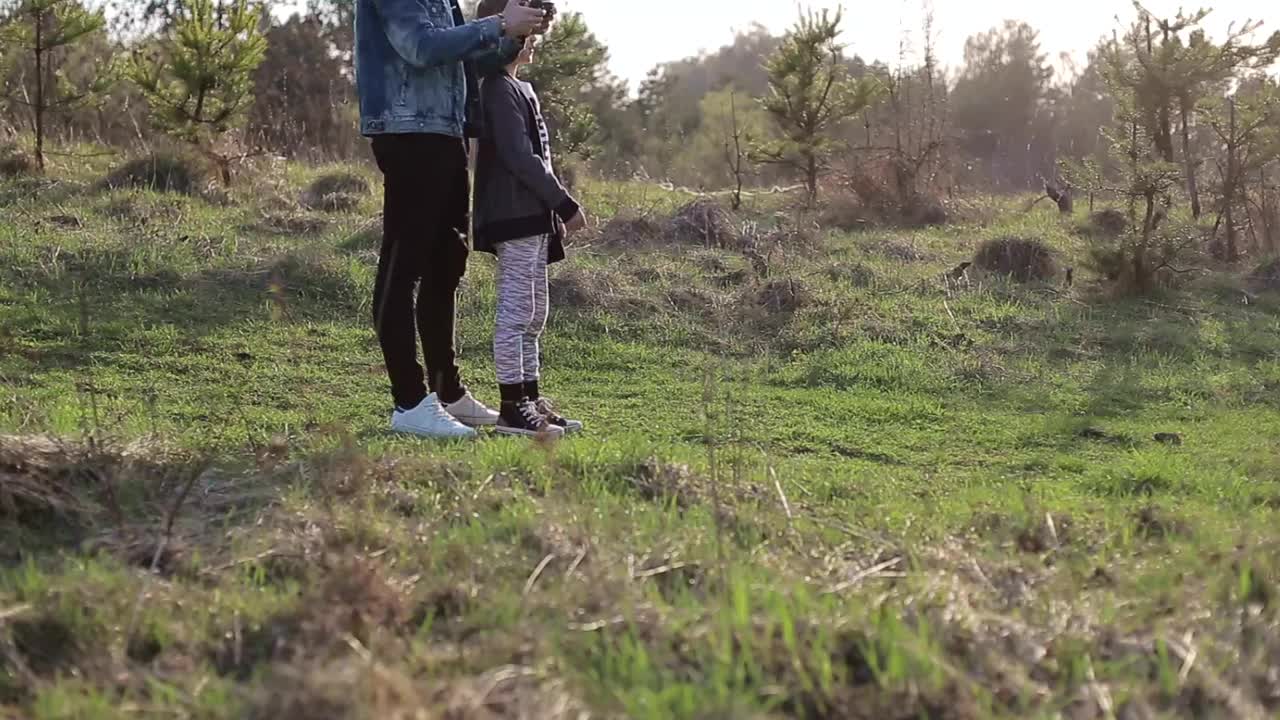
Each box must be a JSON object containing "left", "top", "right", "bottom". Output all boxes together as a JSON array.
[
  {"left": 474, "top": 0, "right": 523, "bottom": 73},
  {"left": 475, "top": 0, "right": 505, "bottom": 20}
]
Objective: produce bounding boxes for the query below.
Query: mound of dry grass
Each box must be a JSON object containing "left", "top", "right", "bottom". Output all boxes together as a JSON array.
[
  {"left": 103, "top": 151, "right": 206, "bottom": 195},
  {"left": 302, "top": 172, "right": 370, "bottom": 213},
  {"left": 670, "top": 199, "right": 741, "bottom": 248},
  {"left": 1088, "top": 208, "right": 1129, "bottom": 237},
  {"left": 0, "top": 144, "right": 34, "bottom": 178},
  {"left": 254, "top": 211, "right": 331, "bottom": 237},
  {"left": 549, "top": 265, "right": 655, "bottom": 316},
  {"left": 819, "top": 192, "right": 871, "bottom": 232},
  {"left": 0, "top": 435, "right": 97, "bottom": 524},
  {"left": 973, "top": 237, "right": 1060, "bottom": 283},
  {"left": 596, "top": 215, "right": 667, "bottom": 247},
  {"left": 867, "top": 238, "right": 930, "bottom": 262}
]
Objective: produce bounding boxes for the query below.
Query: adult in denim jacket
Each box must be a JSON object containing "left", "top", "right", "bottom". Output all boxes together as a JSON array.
[{"left": 356, "top": 0, "right": 547, "bottom": 437}]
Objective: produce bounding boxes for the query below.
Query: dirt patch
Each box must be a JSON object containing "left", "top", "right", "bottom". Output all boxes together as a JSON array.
[
  {"left": 103, "top": 151, "right": 206, "bottom": 195},
  {"left": 973, "top": 237, "right": 1060, "bottom": 283},
  {"left": 302, "top": 172, "right": 370, "bottom": 213}
]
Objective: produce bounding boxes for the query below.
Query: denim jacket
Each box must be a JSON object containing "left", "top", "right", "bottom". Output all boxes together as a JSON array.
[{"left": 355, "top": 0, "right": 516, "bottom": 138}]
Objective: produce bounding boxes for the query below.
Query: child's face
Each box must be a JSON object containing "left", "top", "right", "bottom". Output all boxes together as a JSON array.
[{"left": 517, "top": 35, "right": 537, "bottom": 66}]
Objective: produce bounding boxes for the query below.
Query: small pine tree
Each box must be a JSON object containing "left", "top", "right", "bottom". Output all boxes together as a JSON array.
[
  {"left": 1064, "top": 99, "right": 1187, "bottom": 293},
  {"left": 754, "top": 7, "right": 882, "bottom": 205},
  {"left": 0, "top": 0, "right": 109, "bottom": 170},
  {"left": 522, "top": 11, "right": 616, "bottom": 161},
  {"left": 128, "top": 0, "right": 266, "bottom": 185}
]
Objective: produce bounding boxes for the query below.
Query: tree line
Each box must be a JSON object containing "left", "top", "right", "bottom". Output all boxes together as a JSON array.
[{"left": 1, "top": 0, "right": 1278, "bottom": 273}]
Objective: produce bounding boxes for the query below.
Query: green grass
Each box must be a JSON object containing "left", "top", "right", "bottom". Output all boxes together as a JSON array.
[{"left": 1, "top": 150, "right": 1278, "bottom": 718}]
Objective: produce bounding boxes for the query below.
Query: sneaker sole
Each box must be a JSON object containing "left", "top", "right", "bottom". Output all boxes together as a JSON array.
[
  {"left": 391, "top": 425, "right": 477, "bottom": 439},
  {"left": 453, "top": 415, "right": 499, "bottom": 427},
  {"left": 494, "top": 426, "right": 565, "bottom": 438}
]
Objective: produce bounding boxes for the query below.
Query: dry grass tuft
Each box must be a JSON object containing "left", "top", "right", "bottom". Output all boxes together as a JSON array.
[
  {"left": 0, "top": 144, "right": 34, "bottom": 178},
  {"left": 973, "top": 237, "right": 1061, "bottom": 283},
  {"left": 302, "top": 172, "right": 370, "bottom": 213},
  {"left": 670, "top": 199, "right": 742, "bottom": 249},
  {"left": 103, "top": 151, "right": 206, "bottom": 195}
]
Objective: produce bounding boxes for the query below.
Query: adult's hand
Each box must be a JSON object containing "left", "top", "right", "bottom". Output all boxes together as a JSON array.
[
  {"left": 501, "top": 0, "right": 545, "bottom": 38},
  {"left": 565, "top": 209, "right": 589, "bottom": 235},
  {"left": 535, "top": 2, "right": 557, "bottom": 34}
]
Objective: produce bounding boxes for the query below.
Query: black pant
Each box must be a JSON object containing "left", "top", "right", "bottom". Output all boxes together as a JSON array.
[{"left": 371, "top": 134, "right": 471, "bottom": 409}]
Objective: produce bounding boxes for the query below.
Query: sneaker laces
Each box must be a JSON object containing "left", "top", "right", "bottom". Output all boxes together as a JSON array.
[
  {"left": 426, "top": 399, "right": 460, "bottom": 425},
  {"left": 518, "top": 400, "right": 545, "bottom": 428}
]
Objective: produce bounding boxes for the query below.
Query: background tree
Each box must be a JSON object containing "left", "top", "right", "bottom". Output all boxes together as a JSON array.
[
  {"left": 755, "top": 8, "right": 882, "bottom": 205},
  {"left": 520, "top": 11, "right": 621, "bottom": 162},
  {"left": 951, "top": 20, "right": 1054, "bottom": 190},
  {"left": 1066, "top": 73, "right": 1187, "bottom": 292},
  {"left": 128, "top": 0, "right": 267, "bottom": 185},
  {"left": 1108, "top": 3, "right": 1280, "bottom": 219},
  {"left": 306, "top": 0, "right": 353, "bottom": 66},
  {"left": 248, "top": 12, "right": 356, "bottom": 160},
  {"left": 0, "top": 0, "right": 109, "bottom": 169},
  {"left": 1206, "top": 80, "right": 1280, "bottom": 259}
]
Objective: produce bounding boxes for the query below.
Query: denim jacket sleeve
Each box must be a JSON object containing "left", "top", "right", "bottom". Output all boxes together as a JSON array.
[
  {"left": 485, "top": 77, "right": 573, "bottom": 212},
  {"left": 372, "top": 0, "right": 505, "bottom": 68}
]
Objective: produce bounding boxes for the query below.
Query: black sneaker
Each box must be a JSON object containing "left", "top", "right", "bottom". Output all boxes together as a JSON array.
[
  {"left": 534, "top": 397, "right": 583, "bottom": 434},
  {"left": 496, "top": 399, "right": 565, "bottom": 438}
]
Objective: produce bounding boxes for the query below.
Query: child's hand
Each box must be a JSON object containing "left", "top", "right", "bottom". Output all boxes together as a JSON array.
[{"left": 565, "top": 209, "right": 589, "bottom": 235}]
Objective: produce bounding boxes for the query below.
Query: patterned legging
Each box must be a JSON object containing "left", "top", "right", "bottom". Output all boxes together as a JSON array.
[{"left": 494, "top": 235, "right": 549, "bottom": 386}]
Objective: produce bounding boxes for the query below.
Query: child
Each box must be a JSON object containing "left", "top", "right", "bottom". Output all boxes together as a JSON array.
[{"left": 473, "top": 0, "right": 587, "bottom": 437}]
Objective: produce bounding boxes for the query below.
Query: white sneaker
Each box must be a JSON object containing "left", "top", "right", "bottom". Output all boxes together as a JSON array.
[
  {"left": 391, "top": 393, "right": 477, "bottom": 439},
  {"left": 444, "top": 391, "right": 500, "bottom": 427}
]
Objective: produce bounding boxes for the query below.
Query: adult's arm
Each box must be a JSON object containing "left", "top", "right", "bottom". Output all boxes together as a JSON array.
[
  {"left": 372, "top": 0, "right": 510, "bottom": 68},
  {"left": 485, "top": 79, "right": 580, "bottom": 221}
]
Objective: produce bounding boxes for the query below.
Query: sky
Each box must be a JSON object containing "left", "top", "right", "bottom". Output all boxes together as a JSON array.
[{"left": 558, "top": 0, "right": 1280, "bottom": 91}]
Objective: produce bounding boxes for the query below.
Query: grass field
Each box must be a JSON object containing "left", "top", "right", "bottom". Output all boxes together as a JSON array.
[{"left": 1, "top": 151, "right": 1278, "bottom": 719}]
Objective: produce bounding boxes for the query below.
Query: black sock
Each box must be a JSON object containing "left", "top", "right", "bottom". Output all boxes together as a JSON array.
[
  {"left": 499, "top": 383, "right": 525, "bottom": 404},
  {"left": 524, "top": 379, "right": 540, "bottom": 401},
  {"left": 437, "top": 383, "right": 466, "bottom": 405}
]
